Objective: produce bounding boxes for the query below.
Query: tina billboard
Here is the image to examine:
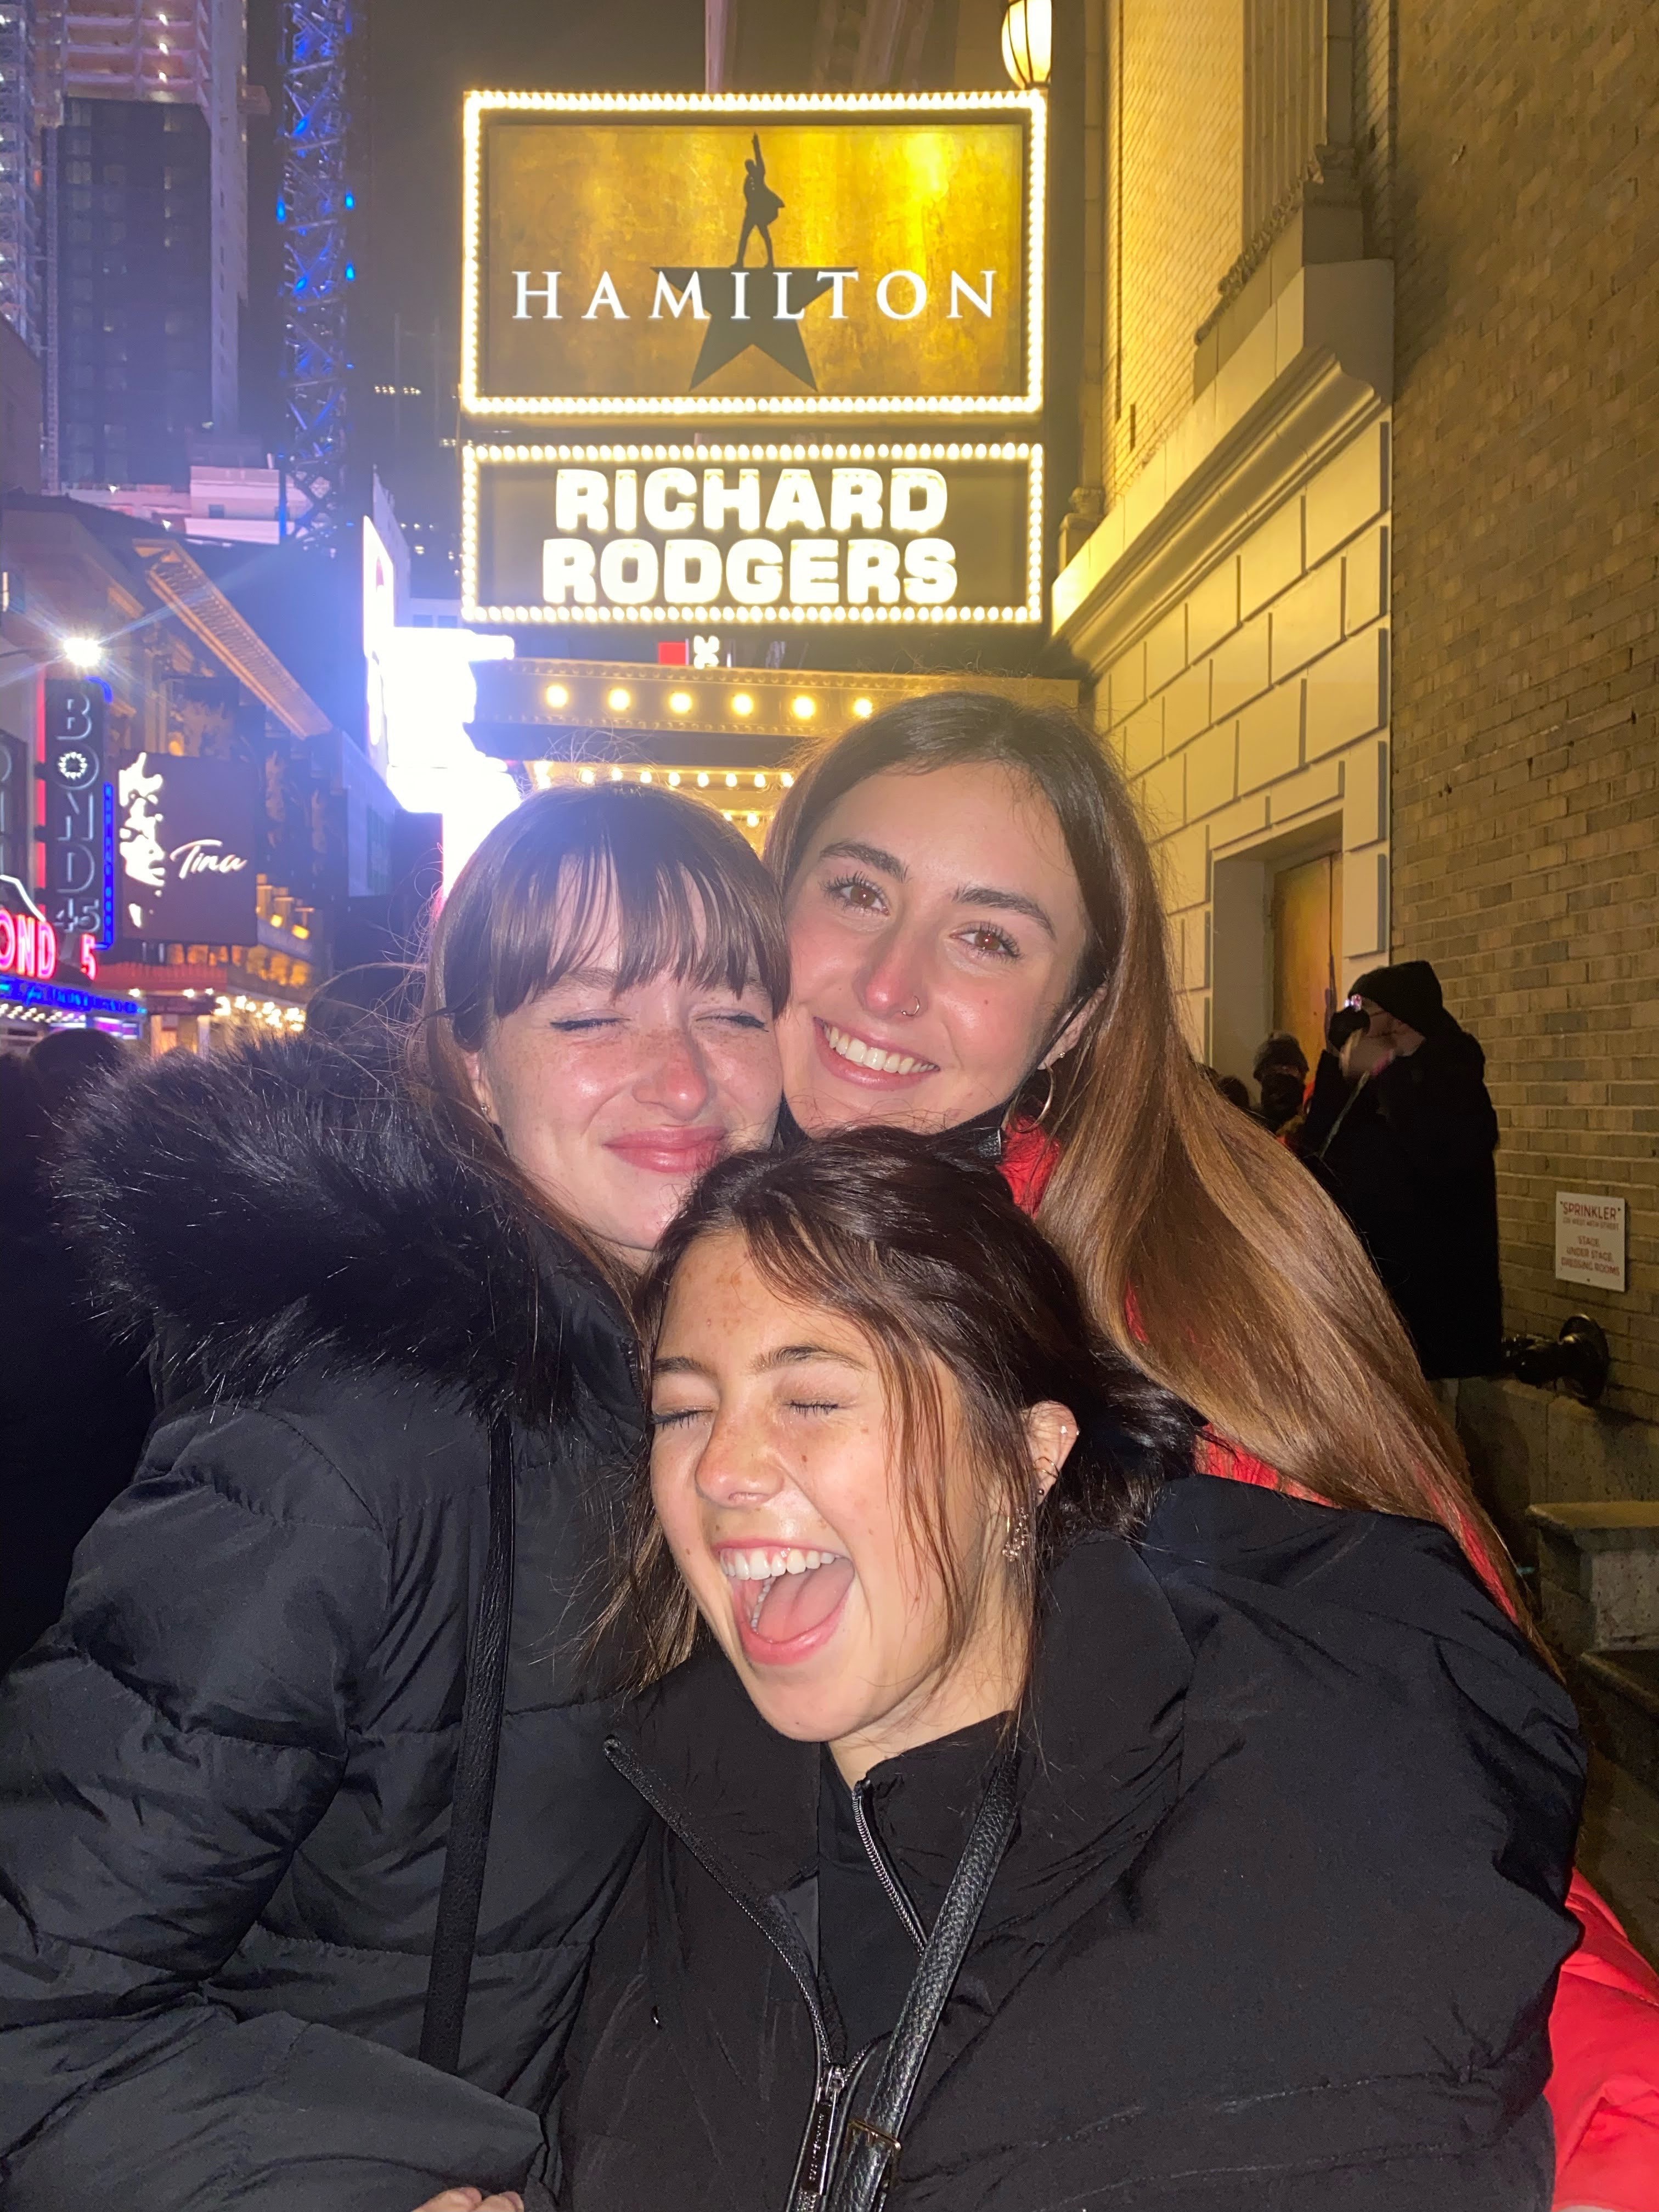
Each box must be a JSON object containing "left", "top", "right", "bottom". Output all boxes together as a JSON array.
[
  {"left": 461, "top": 439, "right": 1042, "bottom": 629},
  {"left": 116, "top": 753, "right": 258, "bottom": 944},
  {"left": 462, "top": 91, "right": 1044, "bottom": 419}
]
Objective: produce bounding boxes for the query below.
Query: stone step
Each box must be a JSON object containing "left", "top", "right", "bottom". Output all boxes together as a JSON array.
[
  {"left": 1526, "top": 1502, "right": 1659, "bottom": 1655},
  {"left": 1573, "top": 1653, "right": 1659, "bottom": 1803}
]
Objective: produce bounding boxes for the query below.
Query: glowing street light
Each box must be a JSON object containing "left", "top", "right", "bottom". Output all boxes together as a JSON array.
[
  {"left": 60, "top": 636, "right": 104, "bottom": 670},
  {"left": 1001, "top": 0, "right": 1052, "bottom": 87}
]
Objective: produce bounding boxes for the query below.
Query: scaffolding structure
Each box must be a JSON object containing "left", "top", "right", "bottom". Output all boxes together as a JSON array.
[{"left": 280, "top": 0, "right": 352, "bottom": 551}]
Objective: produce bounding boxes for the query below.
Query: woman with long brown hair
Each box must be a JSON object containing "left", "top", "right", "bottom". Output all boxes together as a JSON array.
[
  {"left": 0, "top": 784, "right": 787, "bottom": 2211},
  {"left": 554, "top": 1129, "right": 1582, "bottom": 2210},
  {"left": 762, "top": 690, "right": 1659, "bottom": 2208}
]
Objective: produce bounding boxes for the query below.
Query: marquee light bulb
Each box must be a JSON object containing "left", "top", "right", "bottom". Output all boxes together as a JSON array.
[
  {"left": 640, "top": 769, "right": 653, "bottom": 783},
  {"left": 545, "top": 682, "right": 569, "bottom": 707},
  {"left": 607, "top": 686, "right": 631, "bottom": 710},
  {"left": 791, "top": 696, "right": 816, "bottom": 720},
  {"left": 697, "top": 771, "right": 710, "bottom": 786},
  {"left": 610, "top": 765, "right": 624, "bottom": 780},
  {"left": 669, "top": 691, "right": 692, "bottom": 714},
  {"left": 781, "top": 771, "right": 795, "bottom": 787},
  {"left": 725, "top": 772, "right": 738, "bottom": 788},
  {"left": 579, "top": 766, "right": 595, "bottom": 783},
  {"left": 853, "top": 697, "right": 874, "bottom": 718},
  {"left": 668, "top": 770, "right": 681, "bottom": 786},
  {"left": 730, "top": 693, "right": 754, "bottom": 716}
]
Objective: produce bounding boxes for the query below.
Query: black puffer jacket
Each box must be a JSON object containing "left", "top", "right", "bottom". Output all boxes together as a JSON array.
[
  {"left": 0, "top": 1039, "right": 649, "bottom": 2209},
  {"left": 558, "top": 1479, "right": 1584, "bottom": 2211},
  {"left": 1301, "top": 1023, "right": 1502, "bottom": 1378}
]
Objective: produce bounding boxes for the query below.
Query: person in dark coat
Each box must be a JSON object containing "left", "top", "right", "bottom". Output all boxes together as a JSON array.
[
  {"left": 0, "top": 1029, "right": 153, "bottom": 1672},
  {"left": 0, "top": 785, "right": 788, "bottom": 2211},
  {"left": 1300, "top": 960, "right": 1503, "bottom": 1379},
  {"left": 552, "top": 1132, "right": 1583, "bottom": 2212}
]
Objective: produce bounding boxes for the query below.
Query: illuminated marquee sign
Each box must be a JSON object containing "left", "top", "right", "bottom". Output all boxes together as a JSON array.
[
  {"left": 42, "top": 679, "right": 114, "bottom": 949},
  {"left": 462, "top": 440, "right": 1042, "bottom": 628},
  {"left": 116, "top": 753, "right": 259, "bottom": 944},
  {"left": 463, "top": 91, "right": 1043, "bottom": 418},
  {"left": 0, "top": 904, "right": 57, "bottom": 981}
]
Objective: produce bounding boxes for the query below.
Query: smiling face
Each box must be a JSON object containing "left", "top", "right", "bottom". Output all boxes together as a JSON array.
[
  {"left": 466, "top": 905, "right": 781, "bottom": 1267},
  {"left": 650, "top": 1228, "right": 1071, "bottom": 1781},
  {"left": 777, "top": 761, "right": 1096, "bottom": 1137}
]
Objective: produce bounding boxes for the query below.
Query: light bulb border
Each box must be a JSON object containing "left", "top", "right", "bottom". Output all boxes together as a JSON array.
[
  {"left": 460, "top": 437, "right": 1043, "bottom": 628},
  {"left": 460, "top": 88, "right": 1045, "bottom": 421}
]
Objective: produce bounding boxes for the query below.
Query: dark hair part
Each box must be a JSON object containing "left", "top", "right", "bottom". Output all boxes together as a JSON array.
[
  {"left": 766, "top": 691, "right": 1528, "bottom": 1630},
  {"left": 411, "top": 783, "right": 789, "bottom": 1284},
  {"left": 618, "top": 1126, "right": 1200, "bottom": 1689}
]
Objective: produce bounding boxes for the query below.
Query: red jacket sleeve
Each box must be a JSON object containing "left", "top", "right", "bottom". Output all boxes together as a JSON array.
[{"left": 1548, "top": 1872, "right": 1659, "bottom": 2212}]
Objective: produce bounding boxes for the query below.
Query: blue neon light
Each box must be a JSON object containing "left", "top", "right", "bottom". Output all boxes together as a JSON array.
[
  {"left": 100, "top": 780, "right": 116, "bottom": 948},
  {"left": 0, "top": 974, "right": 142, "bottom": 1020}
]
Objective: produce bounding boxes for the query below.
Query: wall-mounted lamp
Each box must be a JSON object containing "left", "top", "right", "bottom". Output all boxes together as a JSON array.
[{"left": 1001, "top": 0, "right": 1052, "bottom": 88}]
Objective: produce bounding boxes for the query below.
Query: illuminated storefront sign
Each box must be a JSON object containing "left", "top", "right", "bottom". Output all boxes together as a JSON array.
[
  {"left": 42, "top": 678, "right": 115, "bottom": 949},
  {"left": 0, "top": 904, "right": 58, "bottom": 980},
  {"left": 462, "top": 440, "right": 1042, "bottom": 627},
  {"left": 462, "top": 92, "right": 1043, "bottom": 417},
  {"left": 0, "top": 971, "right": 142, "bottom": 1025},
  {"left": 116, "top": 753, "right": 259, "bottom": 943}
]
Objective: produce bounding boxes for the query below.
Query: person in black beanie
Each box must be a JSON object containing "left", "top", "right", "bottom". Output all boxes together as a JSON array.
[{"left": 1300, "top": 960, "right": 1502, "bottom": 1381}]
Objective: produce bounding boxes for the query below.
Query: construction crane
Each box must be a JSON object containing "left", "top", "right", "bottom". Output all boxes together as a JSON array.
[{"left": 279, "top": 0, "right": 353, "bottom": 552}]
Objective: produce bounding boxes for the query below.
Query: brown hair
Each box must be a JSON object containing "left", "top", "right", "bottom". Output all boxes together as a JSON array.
[
  {"left": 766, "top": 693, "right": 1525, "bottom": 1620},
  {"left": 412, "top": 782, "right": 790, "bottom": 1285},
  {"left": 620, "top": 1126, "right": 1200, "bottom": 1688}
]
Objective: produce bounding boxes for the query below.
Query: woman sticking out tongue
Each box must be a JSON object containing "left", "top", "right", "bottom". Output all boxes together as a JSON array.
[{"left": 556, "top": 1130, "right": 1583, "bottom": 2212}]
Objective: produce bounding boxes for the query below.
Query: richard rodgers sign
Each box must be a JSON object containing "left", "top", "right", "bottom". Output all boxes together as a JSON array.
[
  {"left": 462, "top": 92, "right": 1043, "bottom": 416},
  {"left": 462, "top": 442, "right": 1042, "bottom": 628}
]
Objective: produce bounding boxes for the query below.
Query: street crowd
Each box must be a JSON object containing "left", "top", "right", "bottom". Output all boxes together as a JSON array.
[{"left": 2, "top": 695, "right": 1657, "bottom": 2210}]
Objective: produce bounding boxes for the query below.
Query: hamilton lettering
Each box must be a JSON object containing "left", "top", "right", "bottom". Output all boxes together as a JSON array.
[{"left": 511, "top": 266, "right": 996, "bottom": 325}]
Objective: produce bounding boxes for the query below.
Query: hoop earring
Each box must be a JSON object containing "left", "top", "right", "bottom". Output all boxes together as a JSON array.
[
  {"left": 1003, "top": 1063, "right": 1056, "bottom": 1136},
  {"left": 1002, "top": 1485, "right": 1041, "bottom": 1564}
]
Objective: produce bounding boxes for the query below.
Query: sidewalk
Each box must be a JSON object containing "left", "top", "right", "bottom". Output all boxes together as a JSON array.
[{"left": 1578, "top": 1751, "right": 1659, "bottom": 1965}]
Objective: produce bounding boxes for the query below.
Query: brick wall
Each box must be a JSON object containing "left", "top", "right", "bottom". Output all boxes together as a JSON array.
[
  {"left": 1106, "top": 0, "right": 1242, "bottom": 505},
  {"left": 1389, "top": 4, "right": 1659, "bottom": 1420},
  {"left": 1096, "top": 417, "right": 1392, "bottom": 1058}
]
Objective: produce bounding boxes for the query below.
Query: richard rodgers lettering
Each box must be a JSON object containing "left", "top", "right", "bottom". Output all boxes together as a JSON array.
[{"left": 541, "top": 461, "right": 957, "bottom": 611}]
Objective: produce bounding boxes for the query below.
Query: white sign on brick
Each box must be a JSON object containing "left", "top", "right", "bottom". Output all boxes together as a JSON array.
[{"left": 1554, "top": 1192, "right": 1627, "bottom": 1293}]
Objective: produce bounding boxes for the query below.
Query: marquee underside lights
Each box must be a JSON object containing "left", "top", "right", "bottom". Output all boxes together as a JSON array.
[
  {"left": 461, "top": 89, "right": 1045, "bottom": 421},
  {"left": 461, "top": 439, "right": 1043, "bottom": 628},
  {"left": 465, "top": 657, "right": 1080, "bottom": 755}
]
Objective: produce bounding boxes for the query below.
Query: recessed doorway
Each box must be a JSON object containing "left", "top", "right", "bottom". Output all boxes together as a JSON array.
[{"left": 1271, "top": 849, "right": 1343, "bottom": 1075}]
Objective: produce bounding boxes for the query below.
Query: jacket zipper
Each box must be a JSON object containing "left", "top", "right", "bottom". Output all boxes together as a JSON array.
[
  {"left": 605, "top": 1736, "right": 874, "bottom": 2212},
  {"left": 851, "top": 1779, "right": 928, "bottom": 1950}
]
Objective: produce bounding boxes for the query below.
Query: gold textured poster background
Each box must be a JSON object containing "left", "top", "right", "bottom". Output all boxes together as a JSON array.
[{"left": 479, "top": 117, "right": 1027, "bottom": 402}]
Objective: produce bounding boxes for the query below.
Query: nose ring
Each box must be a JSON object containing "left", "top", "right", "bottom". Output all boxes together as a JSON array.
[{"left": 898, "top": 997, "right": 922, "bottom": 1018}]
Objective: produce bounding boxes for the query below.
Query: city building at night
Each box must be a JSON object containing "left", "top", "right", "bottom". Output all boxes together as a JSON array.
[
  {"left": 0, "top": 488, "right": 401, "bottom": 1050},
  {"left": 40, "top": 0, "right": 247, "bottom": 488}
]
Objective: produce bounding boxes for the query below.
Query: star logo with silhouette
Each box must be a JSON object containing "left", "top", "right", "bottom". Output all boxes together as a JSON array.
[{"left": 656, "top": 134, "right": 849, "bottom": 391}]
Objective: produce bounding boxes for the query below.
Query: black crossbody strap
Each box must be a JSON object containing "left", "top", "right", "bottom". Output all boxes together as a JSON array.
[
  {"left": 826, "top": 1746, "right": 1020, "bottom": 2212},
  {"left": 419, "top": 1414, "right": 517, "bottom": 2073}
]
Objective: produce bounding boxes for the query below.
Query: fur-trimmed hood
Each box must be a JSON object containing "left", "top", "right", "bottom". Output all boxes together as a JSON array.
[{"left": 58, "top": 1034, "right": 640, "bottom": 1430}]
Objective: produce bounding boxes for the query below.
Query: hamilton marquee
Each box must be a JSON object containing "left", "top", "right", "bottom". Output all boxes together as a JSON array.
[
  {"left": 462, "top": 91, "right": 1045, "bottom": 417},
  {"left": 462, "top": 441, "right": 1043, "bottom": 628}
]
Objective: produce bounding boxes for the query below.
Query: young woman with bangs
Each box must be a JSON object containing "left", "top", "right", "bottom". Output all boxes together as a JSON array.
[
  {"left": 0, "top": 785, "right": 787, "bottom": 2211},
  {"left": 759, "top": 691, "right": 1659, "bottom": 2211},
  {"left": 551, "top": 1130, "right": 1583, "bottom": 2210}
]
